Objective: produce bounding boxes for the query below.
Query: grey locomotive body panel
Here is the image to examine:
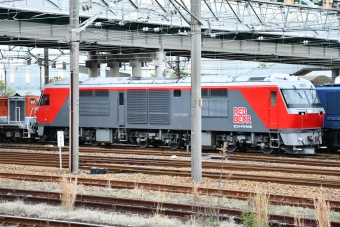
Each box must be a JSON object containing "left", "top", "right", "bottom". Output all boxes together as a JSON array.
[{"left": 48, "top": 88, "right": 268, "bottom": 132}]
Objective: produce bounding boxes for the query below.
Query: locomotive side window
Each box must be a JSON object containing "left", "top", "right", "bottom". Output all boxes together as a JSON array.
[
  {"left": 210, "top": 89, "right": 228, "bottom": 97},
  {"left": 201, "top": 89, "right": 208, "bottom": 97},
  {"left": 80, "top": 91, "right": 92, "bottom": 97},
  {"left": 201, "top": 89, "right": 228, "bottom": 97},
  {"left": 95, "top": 90, "right": 109, "bottom": 97},
  {"left": 119, "top": 92, "right": 124, "bottom": 105},
  {"left": 270, "top": 91, "right": 277, "bottom": 106},
  {"left": 174, "top": 90, "right": 181, "bottom": 97},
  {"left": 202, "top": 88, "right": 228, "bottom": 117},
  {"left": 43, "top": 95, "right": 50, "bottom": 106}
]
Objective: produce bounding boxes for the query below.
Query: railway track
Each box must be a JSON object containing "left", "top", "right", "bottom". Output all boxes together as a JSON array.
[
  {"left": 1, "top": 172, "right": 340, "bottom": 212},
  {"left": 2, "top": 144, "right": 340, "bottom": 159},
  {"left": 1, "top": 151, "right": 340, "bottom": 188},
  {"left": 2, "top": 147, "right": 340, "bottom": 168},
  {"left": 0, "top": 215, "right": 116, "bottom": 227},
  {"left": 1, "top": 151, "right": 340, "bottom": 176},
  {"left": 1, "top": 187, "right": 339, "bottom": 227},
  {"left": 1, "top": 145, "right": 196, "bottom": 157}
]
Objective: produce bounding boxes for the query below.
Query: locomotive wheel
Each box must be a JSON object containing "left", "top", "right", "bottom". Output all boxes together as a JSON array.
[
  {"left": 91, "top": 140, "right": 98, "bottom": 146},
  {"left": 169, "top": 142, "right": 180, "bottom": 150},
  {"left": 137, "top": 141, "right": 149, "bottom": 148},
  {"left": 226, "top": 145, "right": 237, "bottom": 152},
  {"left": 261, "top": 147, "right": 274, "bottom": 154}
]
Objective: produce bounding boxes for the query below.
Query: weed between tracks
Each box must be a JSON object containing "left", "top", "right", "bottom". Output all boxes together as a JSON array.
[
  {"left": 314, "top": 189, "right": 331, "bottom": 227},
  {"left": 294, "top": 213, "right": 305, "bottom": 227},
  {"left": 61, "top": 175, "right": 78, "bottom": 211},
  {"left": 187, "top": 144, "right": 237, "bottom": 227},
  {"left": 241, "top": 186, "right": 269, "bottom": 227}
]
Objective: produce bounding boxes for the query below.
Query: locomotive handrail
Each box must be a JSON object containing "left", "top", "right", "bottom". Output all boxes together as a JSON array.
[
  {"left": 15, "top": 107, "right": 20, "bottom": 124},
  {"left": 29, "top": 107, "right": 36, "bottom": 118}
]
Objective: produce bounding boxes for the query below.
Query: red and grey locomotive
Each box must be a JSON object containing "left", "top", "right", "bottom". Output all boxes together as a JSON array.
[{"left": 34, "top": 74, "right": 325, "bottom": 154}]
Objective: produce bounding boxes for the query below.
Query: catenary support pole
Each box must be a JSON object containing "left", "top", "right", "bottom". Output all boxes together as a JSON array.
[
  {"left": 155, "top": 49, "right": 166, "bottom": 77},
  {"left": 69, "top": 0, "right": 79, "bottom": 173},
  {"left": 175, "top": 56, "right": 180, "bottom": 78},
  {"left": 190, "top": 0, "right": 202, "bottom": 182},
  {"left": 44, "top": 48, "right": 49, "bottom": 85}
]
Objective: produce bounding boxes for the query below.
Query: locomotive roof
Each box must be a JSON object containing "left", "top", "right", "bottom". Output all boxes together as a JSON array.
[
  {"left": 45, "top": 73, "right": 311, "bottom": 88},
  {"left": 315, "top": 84, "right": 340, "bottom": 90}
]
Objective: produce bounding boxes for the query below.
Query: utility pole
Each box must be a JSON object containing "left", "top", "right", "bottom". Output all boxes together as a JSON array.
[
  {"left": 69, "top": 0, "right": 79, "bottom": 173},
  {"left": 190, "top": 0, "right": 202, "bottom": 182}
]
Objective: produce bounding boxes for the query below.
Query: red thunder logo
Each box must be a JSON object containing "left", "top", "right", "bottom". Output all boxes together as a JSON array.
[{"left": 233, "top": 107, "right": 252, "bottom": 124}]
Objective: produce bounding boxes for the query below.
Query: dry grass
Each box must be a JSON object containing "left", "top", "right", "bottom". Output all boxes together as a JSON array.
[
  {"left": 153, "top": 200, "right": 164, "bottom": 217},
  {"left": 217, "top": 143, "right": 227, "bottom": 156},
  {"left": 61, "top": 175, "right": 78, "bottom": 211},
  {"left": 192, "top": 182, "right": 201, "bottom": 203},
  {"left": 314, "top": 190, "right": 331, "bottom": 227},
  {"left": 253, "top": 187, "right": 269, "bottom": 227},
  {"left": 294, "top": 213, "right": 305, "bottom": 227}
]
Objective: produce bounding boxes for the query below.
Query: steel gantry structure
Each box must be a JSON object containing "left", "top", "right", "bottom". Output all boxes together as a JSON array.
[{"left": 0, "top": 0, "right": 340, "bottom": 66}]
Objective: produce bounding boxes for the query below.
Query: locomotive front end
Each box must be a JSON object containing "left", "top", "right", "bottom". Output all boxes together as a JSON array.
[{"left": 278, "top": 80, "right": 325, "bottom": 154}]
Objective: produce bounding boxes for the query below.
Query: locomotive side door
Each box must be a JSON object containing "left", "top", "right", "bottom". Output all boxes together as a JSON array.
[
  {"left": 268, "top": 90, "right": 278, "bottom": 128},
  {"left": 118, "top": 92, "right": 125, "bottom": 126},
  {"left": 9, "top": 96, "right": 25, "bottom": 123}
]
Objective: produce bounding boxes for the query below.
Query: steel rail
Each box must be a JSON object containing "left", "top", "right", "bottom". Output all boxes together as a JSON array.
[
  {"left": 1, "top": 149, "right": 340, "bottom": 169},
  {"left": 1, "top": 151, "right": 340, "bottom": 177},
  {"left": 1, "top": 145, "right": 195, "bottom": 157},
  {"left": 0, "top": 215, "right": 116, "bottom": 227},
  {"left": 80, "top": 164, "right": 340, "bottom": 188},
  {"left": 2, "top": 144, "right": 339, "bottom": 160},
  {"left": 2, "top": 187, "right": 339, "bottom": 227},
  {"left": 1, "top": 172, "right": 340, "bottom": 212},
  {"left": 1, "top": 152, "right": 340, "bottom": 188}
]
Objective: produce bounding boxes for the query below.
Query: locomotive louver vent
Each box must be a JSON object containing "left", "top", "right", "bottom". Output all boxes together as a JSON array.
[
  {"left": 149, "top": 91, "right": 170, "bottom": 125},
  {"left": 79, "top": 99, "right": 110, "bottom": 116},
  {"left": 127, "top": 90, "right": 147, "bottom": 124}
]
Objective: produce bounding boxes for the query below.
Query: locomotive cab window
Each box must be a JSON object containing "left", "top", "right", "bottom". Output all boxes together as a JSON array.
[
  {"left": 281, "top": 88, "right": 322, "bottom": 108},
  {"left": 174, "top": 90, "right": 181, "bottom": 97},
  {"left": 270, "top": 91, "right": 277, "bottom": 106},
  {"left": 39, "top": 94, "right": 50, "bottom": 106},
  {"left": 43, "top": 95, "right": 50, "bottom": 105}
]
